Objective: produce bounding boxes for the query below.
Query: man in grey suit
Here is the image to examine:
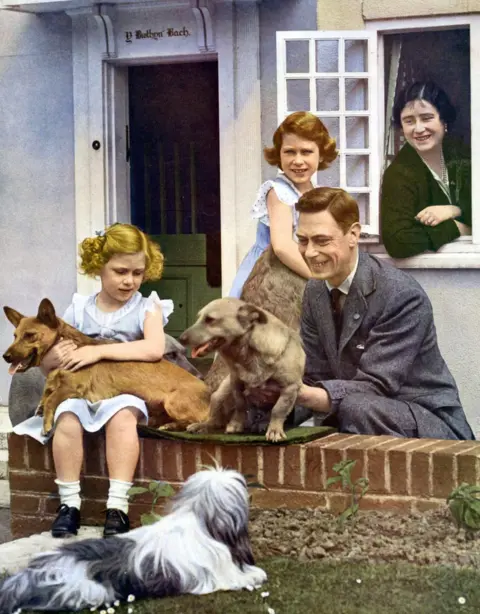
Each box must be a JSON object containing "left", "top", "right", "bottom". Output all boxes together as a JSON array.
[{"left": 293, "top": 186, "right": 473, "bottom": 440}]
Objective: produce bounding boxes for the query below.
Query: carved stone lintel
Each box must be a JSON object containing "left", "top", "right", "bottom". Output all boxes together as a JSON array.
[
  {"left": 191, "top": 0, "right": 215, "bottom": 52},
  {"left": 67, "top": 4, "right": 117, "bottom": 59}
]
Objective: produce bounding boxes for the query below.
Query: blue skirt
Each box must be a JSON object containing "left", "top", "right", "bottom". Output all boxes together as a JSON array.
[{"left": 229, "top": 222, "right": 270, "bottom": 298}]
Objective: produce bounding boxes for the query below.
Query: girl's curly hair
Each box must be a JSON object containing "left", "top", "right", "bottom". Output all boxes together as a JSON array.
[
  {"left": 79, "top": 223, "right": 164, "bottom": 281},
  {"left": 264, "top": 111, "right": 338, "bottom": 170}
]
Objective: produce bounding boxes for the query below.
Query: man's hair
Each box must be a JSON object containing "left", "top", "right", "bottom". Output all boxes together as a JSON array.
[
  {"left": 295, "top": 187, "right": 360, "bottom": 234},
  {"left": 392, "top": 81, "right": 456, "bottom": 129}
]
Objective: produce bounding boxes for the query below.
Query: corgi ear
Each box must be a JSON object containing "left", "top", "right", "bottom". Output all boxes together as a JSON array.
[
  {"left": 3, "top": 306, "right": 25, "bottom": 328},
  {"left": 237, "top": 303, "right": 268, "bottom": 329},
  {"left": 37, "top": 298, "right": 59, "bottom": 329}
]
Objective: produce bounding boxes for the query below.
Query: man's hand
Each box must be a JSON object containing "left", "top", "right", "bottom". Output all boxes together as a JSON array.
[
  {"left": 40, "top": 339, "right": 78, "bottom": 375},
  {"left": 415, "top": 205, "right": 460, "bottom": 227},
  {"left": 62, "top": 346, "right": 103, "bottom": 372},
  {"left": 297, "top": 384, "right": 331, "bottom": 413},
  {"left": 454, "top": 220, "right": 472, "bottom": 236}
]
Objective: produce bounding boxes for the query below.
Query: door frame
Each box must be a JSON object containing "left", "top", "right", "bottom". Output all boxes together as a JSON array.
[{"left": 68, "top": 1, "right": 262, "bottom": 297}]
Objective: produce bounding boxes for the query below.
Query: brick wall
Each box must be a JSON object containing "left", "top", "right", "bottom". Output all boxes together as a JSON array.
[{"left": 8, "top": 432, "right": 480, "bottom": 538}]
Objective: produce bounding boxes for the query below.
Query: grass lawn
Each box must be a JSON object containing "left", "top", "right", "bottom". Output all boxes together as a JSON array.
[{"left": 15, "top": 557, "right": 480, "bottom": 614}]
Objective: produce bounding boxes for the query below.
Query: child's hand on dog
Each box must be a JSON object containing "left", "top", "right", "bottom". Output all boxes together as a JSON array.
[
  {"left": 62, "top": 345, "right": 104, "bottom": 372},
  {"left": 41, "top": 338, "right": 78, "bottom": 374}
]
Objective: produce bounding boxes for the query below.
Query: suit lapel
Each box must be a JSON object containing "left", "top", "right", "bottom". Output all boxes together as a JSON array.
[
  {"left": 312, "top": 282, "right": 339, "bottom": 368},
  {"left": 338, "top": 252, "right": 376, "bottom": 355}
]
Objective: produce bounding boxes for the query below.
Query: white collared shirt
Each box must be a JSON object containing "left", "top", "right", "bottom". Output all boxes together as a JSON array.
[{"left": 326, "top": 252, "right": 359, "bottom": 298}]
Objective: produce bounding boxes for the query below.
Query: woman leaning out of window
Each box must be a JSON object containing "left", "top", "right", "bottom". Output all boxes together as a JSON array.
[{"left": 381, "top": 81, "right": 471, "bottom": 259}]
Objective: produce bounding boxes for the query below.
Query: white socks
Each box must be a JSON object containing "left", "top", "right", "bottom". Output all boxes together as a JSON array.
[
  {"left": 55, "top": 478, "right": 133, "bottom": 514},
  {"left": 106, "top": 478, "right": 133, "bottom": 514},
  {"left": 55, "top": 479, "right": 81, "bottom": 510}
]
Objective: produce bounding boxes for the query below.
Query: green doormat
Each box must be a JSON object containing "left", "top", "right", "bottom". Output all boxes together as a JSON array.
[{"left": 137, "top": 425, "right": 337, "bottom": 445}]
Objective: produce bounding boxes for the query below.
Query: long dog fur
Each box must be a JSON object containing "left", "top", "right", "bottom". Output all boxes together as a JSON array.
[{"left": 0, "top": 467, "right": 267, "bottom": 612}]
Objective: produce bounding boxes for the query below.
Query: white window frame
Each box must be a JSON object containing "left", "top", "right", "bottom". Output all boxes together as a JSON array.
[
  {"left": 278, "top": 16, "right": 480, "bottom": 268},
  {"left": 276, "top": 30, "right": 380, "bottom": 237},
  {"left": 367, "top": 14, "right": 480, "bottom": 268}
]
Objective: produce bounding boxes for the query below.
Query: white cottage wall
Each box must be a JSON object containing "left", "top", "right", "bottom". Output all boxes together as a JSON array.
[{"left": 0, "top": 11, "right": 76, "bottom": 404}]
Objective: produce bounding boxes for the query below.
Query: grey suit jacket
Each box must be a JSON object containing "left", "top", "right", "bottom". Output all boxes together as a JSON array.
[{"left": 301, "top": 251, "right": 474, "bottom": 440}]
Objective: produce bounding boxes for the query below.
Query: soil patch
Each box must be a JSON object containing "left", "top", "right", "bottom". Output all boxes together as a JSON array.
[{"left": 249, "top": 507, "right": 480, "bottom": 568}]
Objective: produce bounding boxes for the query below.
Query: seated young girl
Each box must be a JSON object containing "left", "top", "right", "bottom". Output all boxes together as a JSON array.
[
  {"left": 381, "top": 81, "right": 471, "bottom": 258},
  {"left": 13, "top": 223, "right": 172, "bottom": 539},
  {"left": 229, "top": 111, "right": 338, "bottom": 298}
]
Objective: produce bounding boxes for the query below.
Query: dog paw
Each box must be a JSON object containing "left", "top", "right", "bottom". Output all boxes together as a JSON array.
[
  {"left": 243, "top": 566, "right": 268, "bottom": 587},
  {"left": 266, "top": 424, "right": 287, "bottom": 442},
  {"left": 187, "top": 421, "right": 214, "bottom": 434},
  {"left": 35, "top": 403, "right": 44, "bottom": 417}
]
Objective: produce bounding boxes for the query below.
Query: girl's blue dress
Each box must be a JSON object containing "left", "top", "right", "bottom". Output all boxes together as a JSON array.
[{"left": 229, "top": 173, "right": 304, "bottom": 298}]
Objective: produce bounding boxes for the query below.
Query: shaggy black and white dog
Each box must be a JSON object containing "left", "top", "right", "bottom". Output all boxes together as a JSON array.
[{"left": 0, "top": 467, "right": 267, "bottom": 612}]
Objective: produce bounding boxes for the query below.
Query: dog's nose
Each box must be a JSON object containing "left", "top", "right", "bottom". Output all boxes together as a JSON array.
[{"left": 3, "top": 352, "right": 12, "bottom": 363}]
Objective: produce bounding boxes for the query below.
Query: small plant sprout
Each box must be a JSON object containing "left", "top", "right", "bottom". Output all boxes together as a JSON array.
[
  {"left": 326, "top": 459, "right": 369, "bottom": 530},
  {"left": 447, "top": 482, "right": 480, "bottom": 540},
  {"left": 127, "top": 480, "right": 176, "bottom": 526}
]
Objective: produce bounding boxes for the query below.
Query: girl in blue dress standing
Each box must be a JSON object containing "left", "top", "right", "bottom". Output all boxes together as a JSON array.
[{"left": 229, "top": 111, "right": 338, "bottom": 298}]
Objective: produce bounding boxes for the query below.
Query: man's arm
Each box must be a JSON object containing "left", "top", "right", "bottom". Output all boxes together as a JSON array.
[{"left": 320, "top": 287, "right": 432, "bottom": 409}]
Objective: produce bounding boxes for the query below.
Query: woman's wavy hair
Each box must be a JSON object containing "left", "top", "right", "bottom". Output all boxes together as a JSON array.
[
  {"left": 79, "top": 223, "right": 164, "bottom": 281},
  {"left": 264, "top": 111, "right": 338, "bottom": 171},
  {"left": 392, "top": 81, "right": 457, "bottom": 129}
]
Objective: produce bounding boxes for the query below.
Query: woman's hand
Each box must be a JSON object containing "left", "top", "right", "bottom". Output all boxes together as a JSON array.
[
  {"left": 415, "top": 205, "right": 460, "bottom": 227},
  {"left": 40, "top": 339, "right": 78, "bottom": 374},
  {"left": 62, "top": 345, "right": 104, "bottom": 372}
]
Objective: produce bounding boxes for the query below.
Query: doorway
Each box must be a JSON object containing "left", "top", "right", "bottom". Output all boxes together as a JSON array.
[{"left": 128, "top": 61, "right": 222, "bottom": 337}]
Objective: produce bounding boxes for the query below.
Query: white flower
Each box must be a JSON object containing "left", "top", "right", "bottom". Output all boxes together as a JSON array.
[
  {"left": 127, "top": 609, "right": 133, "bottom": 614},
  {"left": 100, "top": 610, "right": 106, "bottom": 614},
  {"left": 267, "top": 608, "right": 275, "bottom": 614},
  {"left": 458, "top": 597, "right": 466, "bottom": 605},
  {"left": 107, "top": 609, "right": 115, "bottom": 614},
  {"left": 113, "top": 601, "right": 120, "bottom": 607},
  {"left": 246, "top": 585, "right": 254, "bottom": 591},
  {"left": 127, "top": 595, "right": 136, "bottom": 603},
  {"left": 261, "top": 591, "right": 270, "bottom": 598},
  {"left": 356, "top": 579, "right": 362, "bottom": 584},
  {"left": 90, "top": 608, "right": 97, "bottom": 612}
]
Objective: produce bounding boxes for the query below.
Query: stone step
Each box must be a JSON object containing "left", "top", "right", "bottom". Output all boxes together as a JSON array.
[
  {"left": 0, "top": 406, "right": 12, "bottom": 433},
  {"left": 0, "top": 478, "right": 10, "bottom": 508},
  {"left": 0, "top": 432, "right": 7, "bottom": 452},
  {"left": 0, "top": 450, "right": 8, "bottom": 479}
]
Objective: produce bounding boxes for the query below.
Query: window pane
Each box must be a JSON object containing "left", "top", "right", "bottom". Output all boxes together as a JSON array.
[
  {"left": 346, "top": 155, "right": 369, "bottom": 187},
  {"left": 287, "top": 79, "right": 310, "bottom": 112},
  {"left": 345, "top": 39, "right": 367, "bottom": 73},
  {"left": 317, "top": 156, "right": 340, "bottom": 187},
  {"left": 318, "top": 116, "right": 340, "bottom": 143},
  {"left": 316, "top": 79, "right": 339, "bottom": 112},
  {"left": 286, "top": 40, "right": 310, "bottom": 73},
  {"left": 351, "top": 193, "right": 369, "bottom": 225},
  {"left": 345, "top": 78, "right": 368, "bottom": 111},
  {"left": 316, "top": 39, "right": 339, "bottom": 73},
  {"left": 346, "top": 116, "right": 369, "bottom": 149}
]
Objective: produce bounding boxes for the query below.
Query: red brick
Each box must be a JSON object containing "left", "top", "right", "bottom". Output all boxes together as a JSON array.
[
  {"left": 181, "top": 442, "right": 198, "bottom": 479},
  {"left": 432, "top": 441, "right": 475, "bottom": 498},
  {"left": 141, "top": 437, "right": 163, "bottom": 479},
  {"left": 283, "top": 446, "right": 302, "bottom": 489},
  {"left": 82, "top": 475, "right": 109, "bottom": 499},
  {"left": 25, "top": 438, "right": 50, "bottom": 472},
  {"left": 8, "top": 434, "right": 28, "bottom": 470},
  {"left": 304, "top": 441, "right": 324, "bottom": 491},
  {"left": 251, "top": 488, "right": 327, "bottom": 510},
  {"left": 240, "top": 447, "right": 259, "bottom": 481},
  {"left": 323, "top": 446, "right": 344, "bottom": 492},
  {"left": 262, "top": 446, "right": 281, "bottom": 487},
  {"left": 219, "top": 445, "right": 241, "bottom": 472},
  {"left": 198, "top": 443, "right": 218, "bottom": 471},
  {"left": 9, "top": 470, "right": 56, "bottom": 495},
  {"left": 11, "top": 515, "right": 52, "bottom": 539},
  {"left": 358, "top": 495, "right": 413, "bottom": 513},
  {"left": 83, "top": 431, "right": 106, "bottom": 477},
  {"left": 368, "top": 438, "right": 418, "bottom": 494},
  {"left": 10, "top": 493, "right": 43, "bottom": 515},
  {"left": 81, "top": 498, "right": 109, "bottom": 525},
  {"left": 414, "top": 499, "right": 444, "bottom": 513},
  {"left": 410, "top": 441, "right": 455, "bottom": 497},
  {"left": 319, "top": 433, "right": 358, "bottom": 447},
  {"left": 160, "top": 440, "right": 183, "bottom": 481},
  {"left": 457, "top": 447, "right": 480, "bottom": 485},
  {"left": 390, "top": 439, "right": 434, "bottom": 496}
]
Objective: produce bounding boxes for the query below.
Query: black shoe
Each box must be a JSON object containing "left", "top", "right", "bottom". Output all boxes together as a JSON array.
[
  {"left": 103, "top": 508, "right": 130, "bottom": 538},
  {"left": 51, "top": 504, "right": 81, "bottom": 538}
]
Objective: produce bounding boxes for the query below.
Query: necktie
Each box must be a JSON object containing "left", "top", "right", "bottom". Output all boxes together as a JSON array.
[{"left": 330, "top": 288, "right": 343, "bottom": 343}]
